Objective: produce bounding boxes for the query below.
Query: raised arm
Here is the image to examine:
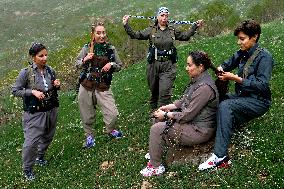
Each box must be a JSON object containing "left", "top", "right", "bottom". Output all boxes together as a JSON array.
[{"left": 123, "top": 15, "right": 152, "bottom": 40}]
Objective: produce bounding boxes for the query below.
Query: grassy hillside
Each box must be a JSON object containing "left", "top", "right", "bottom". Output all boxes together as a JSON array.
[
  {"left": 0, "top": 20, "right": 283, "bottom": 188},
  {"left": 1, "top": 0, "right": 267, "bottom": 95}
]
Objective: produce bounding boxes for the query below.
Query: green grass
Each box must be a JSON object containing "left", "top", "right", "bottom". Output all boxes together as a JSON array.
[
  {"left": 0, "top": 20, "right": 283, "bottom": 188},
  {"left": 1, "top": 0, "right": 267, "bottom": 95}
]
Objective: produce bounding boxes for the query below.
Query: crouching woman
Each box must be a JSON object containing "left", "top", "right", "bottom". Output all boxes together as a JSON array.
[{"left": 141, "top": 51, "right": 219, "bottom": 176}]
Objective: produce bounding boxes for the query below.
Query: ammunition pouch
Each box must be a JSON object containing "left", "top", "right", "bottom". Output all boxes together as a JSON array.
[
  {"left": 79, "top": 68, "right": 112, "bottom": 91},
  {"left": 147, "top": 46, "right": 155, "bottom": 64},
  {"left": 78, "top": 71, "right": 87, "bottom": 84},
  {"left": 147, "top": 46, "right": 178, "bottom": 64},
  {"left": 170, "top": 47, "right": 178, "bottom": 63},
  {"left": 23, "top": 89, "right": 59, "bottom": 114}
]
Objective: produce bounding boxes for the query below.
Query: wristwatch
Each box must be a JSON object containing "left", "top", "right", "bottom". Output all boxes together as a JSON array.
[{"left": 164, "top": 112, "right": 168, "bottom": 120}]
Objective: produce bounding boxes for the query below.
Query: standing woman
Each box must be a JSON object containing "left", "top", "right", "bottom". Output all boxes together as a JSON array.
[
  {"left": 75, "top": 22, "right": 123, "bottom": 148},
  {"left": 140, "top": 51, "right": 219, "bottom": 176},
  {"left": 122, "top": 7, "right": 203, "bottom": 110},
  {"left": 12, "top": 43, "right": 60, "bottom": 181}
]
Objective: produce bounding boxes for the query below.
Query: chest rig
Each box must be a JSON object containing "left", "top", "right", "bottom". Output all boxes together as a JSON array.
[
  {"left": 80, "top": 43, "right": 115, "bottom": 91},
  {"left": 147, "top": 24, "right": 177, "bottom": 63},
  {"left": 24, "top": 63, "right": 59, "bottom": 113}
]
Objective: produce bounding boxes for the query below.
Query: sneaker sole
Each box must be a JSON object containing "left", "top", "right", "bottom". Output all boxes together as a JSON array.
[
  {"left": 141, "top": 171, "right": 164, "bottom": 177},
  {"left": 211, "top": 159, "right": 232, "bottom": 172},
  {"left": 35, "top": 163, "right": 47, "bottom": 167},
  {"left": 216, "top": 159, "right": 231, "bottom": 169},
  {"left": 199, "top": 157, "right": 231, "bottom": 171}
]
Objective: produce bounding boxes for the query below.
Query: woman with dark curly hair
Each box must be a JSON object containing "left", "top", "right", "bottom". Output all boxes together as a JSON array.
[{"left": 140, "top": 51, "right": 219, "bottom": 176}]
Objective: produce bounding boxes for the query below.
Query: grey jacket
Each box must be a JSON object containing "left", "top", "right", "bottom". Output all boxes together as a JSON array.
[
  {"left": 12, "top": 63, "right": 57, "bottom": 97},
  {"left": 172, "top": 71, "right": 219, "bottom": 128}
]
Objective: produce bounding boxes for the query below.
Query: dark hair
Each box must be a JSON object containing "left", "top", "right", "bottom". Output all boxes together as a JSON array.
[
  {"left": 154, "top": 19, "right": 158, "bottom": 26},
  {"left": 29, "top": 43, "right": 46, "bottom": 56},
  {"left": 189, "top": 51, "right": 212, "bottom": 70},
  {"left": 234, "top": 19, "right": 261, "bottom": 42},
  {"left": 91, "top": 21, "right": 104, "bottom": 32}
]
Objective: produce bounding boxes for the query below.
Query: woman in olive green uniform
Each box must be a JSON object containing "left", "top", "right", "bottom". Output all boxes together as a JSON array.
[{"left": 123, "top": 7, "right": 203, "bottom": 110}]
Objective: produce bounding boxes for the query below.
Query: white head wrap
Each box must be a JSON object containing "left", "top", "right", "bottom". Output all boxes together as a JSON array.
[{"left": 157, "top": 7, "right": 169, "bottom": 16}]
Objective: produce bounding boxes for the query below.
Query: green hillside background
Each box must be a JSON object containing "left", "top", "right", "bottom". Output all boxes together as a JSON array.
[{"left": 0, "top": 0, "right": 283, "bottom": 188}]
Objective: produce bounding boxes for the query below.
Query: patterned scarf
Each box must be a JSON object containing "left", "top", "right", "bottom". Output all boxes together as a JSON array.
[{"left": 94, "top": 42, "right": 111, "bottom": 56}]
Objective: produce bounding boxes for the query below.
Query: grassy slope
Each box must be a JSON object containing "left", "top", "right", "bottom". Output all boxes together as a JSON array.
[
  {"left": 0, "top": 0, "right": 203, "bottom": 77},
  {"left": 0, "top": 20, "right": 283, "bottom": 188},
  {"left": 1, "top": 0, "right": 262, "bottom": 94}
]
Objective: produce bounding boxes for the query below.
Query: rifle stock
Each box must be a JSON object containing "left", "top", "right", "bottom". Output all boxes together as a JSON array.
[{"left": 89, "top": 31, "right": 95, "bottom": 54}]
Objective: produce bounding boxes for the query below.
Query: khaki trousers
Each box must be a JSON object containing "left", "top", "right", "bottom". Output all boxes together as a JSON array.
[
  {"left": 149, "top": 122, "right": 215, "bottom": 167},
  {"left": 78, "top": 84, "right": 119, "bottom": 137}
]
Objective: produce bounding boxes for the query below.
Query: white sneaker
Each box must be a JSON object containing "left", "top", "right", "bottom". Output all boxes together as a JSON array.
[
  {"left": 145, "top": 153, "right": 150, "bottom": 160},
  {"left": 140, "top": 162, "right": 165, "bottom": 177},
  {"left": 198, "top": 153, "right": 230, "bottom": 171}
]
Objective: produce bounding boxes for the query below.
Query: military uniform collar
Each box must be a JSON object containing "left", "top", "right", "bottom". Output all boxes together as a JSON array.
[
  {"left": 237, "top": 43, "right": 259, "bottom": 60},
  {"left": 157, "top": 24, "right": 169, "bottom": 30},
  {"left": 31, "top": 62, "right": 46, "bottom": 70},
  {"left": 247, "top": 43, "right": 259, "bottom": 56},
  {"left": 191, "top": 70, "right": 208, "bottom": 84}
]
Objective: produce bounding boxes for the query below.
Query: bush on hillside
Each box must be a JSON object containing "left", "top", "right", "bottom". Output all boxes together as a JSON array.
[
  {"left": 106, "top": 19, "right": 149, "bottom": 66},
  {"left": 246, "top": 0, "right": 284, "bottom": 23},
  {"left": 192, "top": 0, "right": 241, "bottom": 37}
]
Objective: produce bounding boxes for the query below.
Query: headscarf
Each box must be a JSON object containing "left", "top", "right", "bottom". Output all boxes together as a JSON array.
[{"left": 157, "top": 7, "right": 169, "bottom": 16}]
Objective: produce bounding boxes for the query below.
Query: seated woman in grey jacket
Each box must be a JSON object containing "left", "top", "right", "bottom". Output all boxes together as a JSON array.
[{"left": 140, "top": 51, "right": 219, "bottom": 177}]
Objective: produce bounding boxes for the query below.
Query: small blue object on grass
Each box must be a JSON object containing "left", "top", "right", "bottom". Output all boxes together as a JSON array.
[
  {"left": 109, "top": 129, "right": 122, "bottom": 139},
  {"left": 83, "top": 135, "right": 95, "bottom": 148}
]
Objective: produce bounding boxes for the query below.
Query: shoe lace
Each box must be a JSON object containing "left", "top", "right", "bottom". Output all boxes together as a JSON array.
[{"left": 25, "top": 170, "right": 34, "bottom": 178}]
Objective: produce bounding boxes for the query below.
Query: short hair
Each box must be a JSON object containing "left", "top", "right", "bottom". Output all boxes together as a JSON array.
[
  {"left": 29, "top": 43, "right": 46, "bottom": 57},
  {"left": 234, "top": 19, "right": 261, "bottom": 42},
  {"left": 189, "top": 51, "right": 212, "bottom": 70},
  {"left": 91, "top": 21, "right": 104, "bottom": 32}
]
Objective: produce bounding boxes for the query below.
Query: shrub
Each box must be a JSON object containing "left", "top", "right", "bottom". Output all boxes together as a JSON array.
[
  {"left": 193, "top": 0, "right": 241, "bottom": 36},
  {"left": 246, "top": 0, "right": 284, "bottom": 23}
]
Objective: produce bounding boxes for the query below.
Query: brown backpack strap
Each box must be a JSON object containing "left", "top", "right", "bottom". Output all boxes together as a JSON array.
[
  {"left": 242, "top": 47, "right": 262, "bottom": 78},
  {"left": 149, "top": 25, "right": 157, "bottom": 46},
  {"left": 27, "top": 64, "right": 36, "bottom": 90},
  {"left": 168, "top": 25, "right": 175, "bottom": 41}
]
